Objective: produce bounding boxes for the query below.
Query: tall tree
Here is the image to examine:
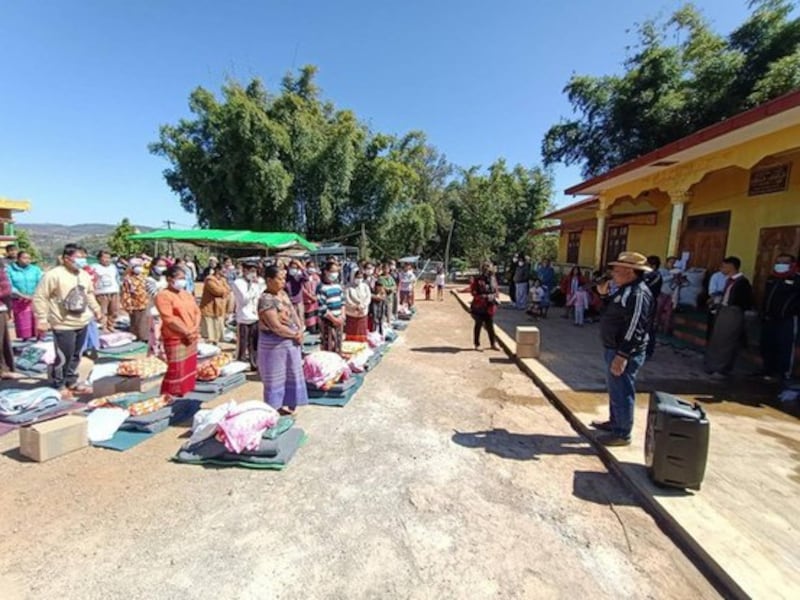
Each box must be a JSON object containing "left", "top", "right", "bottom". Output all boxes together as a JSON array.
[
  {"left": 542, "top": 1, "right": 800, "bottom": 177},
  {"left": 14, "top": 228, "right": 41, "bottom": 262},
  {"left": 107, "top": 218, "right": 143, "bottom": 257}
]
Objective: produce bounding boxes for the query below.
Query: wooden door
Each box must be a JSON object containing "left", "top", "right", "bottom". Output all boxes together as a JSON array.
[
  {"left": 605, "top": 225, "right": 628, "bottom": 264},
  {"left": 753, "top": 225, "right": 800, "bottom": 306},
  {"left": 679, "top": 211, "right": 730, "bottom": 271},
  {"left": 566, "top": 232, "right": 581, "bottom": 264}
]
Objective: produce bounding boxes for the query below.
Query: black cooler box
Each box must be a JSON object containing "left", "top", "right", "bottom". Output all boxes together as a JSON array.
[{"left": 644, "top": 391, "right": 710, "bottom": 490}]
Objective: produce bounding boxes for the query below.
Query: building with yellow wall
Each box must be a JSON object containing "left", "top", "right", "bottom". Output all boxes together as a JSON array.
[
  {"left": 537, "top": 89, "right": 800, "bottom": 301},
  {"left": 0, "top": 197, "right": 32, "bottom": 255}
]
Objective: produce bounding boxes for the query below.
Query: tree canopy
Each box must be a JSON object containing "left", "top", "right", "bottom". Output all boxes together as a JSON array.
[
  {"left": 107, "top": 218, "right": 144, "bottom": 257},
  {"left": 14, "top": 228, "right": 41, "bottom": 262},
  {"left": 542, "top": 0, "right": 800, "bottom": 178},
  {"left": 151, "top": 66, "right": 554, "bottom": 265}
]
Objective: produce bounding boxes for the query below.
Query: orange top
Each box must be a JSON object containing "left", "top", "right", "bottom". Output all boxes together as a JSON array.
[{"left": 154, "top": 288, "right": 201, "bottom": 341}]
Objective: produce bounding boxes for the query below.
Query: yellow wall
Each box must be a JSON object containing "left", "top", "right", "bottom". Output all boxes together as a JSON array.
[
  {"left": 556, "top": 216, "right": 597, "bottom": 267},
  {"left": 686, "top": 152, "right": 800, "bottom": 278}
]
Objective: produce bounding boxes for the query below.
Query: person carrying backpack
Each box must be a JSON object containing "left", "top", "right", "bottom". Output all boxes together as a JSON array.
[{"left": 33, "top": 244, "right": 103, "bottom": 399}]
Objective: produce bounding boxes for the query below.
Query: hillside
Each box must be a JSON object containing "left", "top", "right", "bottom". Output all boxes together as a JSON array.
[{"left": 16, "top": 222, "right": 156, "bottom": 259}]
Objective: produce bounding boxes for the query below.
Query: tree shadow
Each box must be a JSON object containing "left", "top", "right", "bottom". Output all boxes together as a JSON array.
[
  {"left": 451, "top": 428, "right": 594, "bottom": 461},
  {"left": 410, "top": 346, "right": 467, "bottom": 354}
]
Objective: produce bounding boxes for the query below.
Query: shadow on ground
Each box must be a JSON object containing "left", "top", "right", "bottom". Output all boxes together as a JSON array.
[
  {"left": 452, "top": 429, "right": 594, "bottom": 461},
  {"left": 410, "top": 346, "right": 471, "bottom": 354}
]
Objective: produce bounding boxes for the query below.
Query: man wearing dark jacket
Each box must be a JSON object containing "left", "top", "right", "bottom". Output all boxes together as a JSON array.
[
  {"left": 591, "top": 252, "right": 654, "bottom": 446},
  {"left": 760, "top": 253, "right": 799, "bottom": 381},
  {"left": 643, "top": 255, "right": 663, "bottom": 360}
]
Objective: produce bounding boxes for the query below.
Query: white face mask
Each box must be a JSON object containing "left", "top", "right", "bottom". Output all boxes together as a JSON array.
[
  {"left": 154, "top": 266, "right": 166, "bottom": 275},
  {"left": 774, "top": 263, "right": 791, "bottom": 274},
  {"left": 354, "top": 278, "right": 364, "bottom": 286},
  {"left": 133, "top": 266, "right": 143, "bottom": 275},
  {"left": 365, "top": 269, "right": 374, "bottom": 276},
  {"left": 172, "top": 279, "right": 187, "bottom": 290},
  {"left": 328, "top": 272, "right": 339, "bottom": 282}
]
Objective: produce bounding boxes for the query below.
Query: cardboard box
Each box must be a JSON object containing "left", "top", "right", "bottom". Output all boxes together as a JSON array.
[
  {"left": 515, "top": 326, "right": 541, "bottom": 346},
  {"left": 92, "top": 375, "right": 142, "bottom": 399},
  {"left": 516, "top": 342, "right": 540, "bottom": 359},
  {"left": 19, "top": 415, "right": 88, "bottom": 462}
]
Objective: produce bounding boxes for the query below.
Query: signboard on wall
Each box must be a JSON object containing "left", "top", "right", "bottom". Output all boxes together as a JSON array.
[
  {"left": 610, "top": 211, "right": 658, "bottom": 226},
  {"left": 748, "top": 163, "right": 791, "bottom": 196}
]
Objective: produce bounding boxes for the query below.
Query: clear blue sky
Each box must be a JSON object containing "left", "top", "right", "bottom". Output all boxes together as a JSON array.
[{"left": 2, "top": 0, "right": 755, "bottom": 228}]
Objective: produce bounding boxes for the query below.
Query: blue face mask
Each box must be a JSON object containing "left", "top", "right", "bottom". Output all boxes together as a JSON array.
[{"left": 73, "top": 257, "right": 87, "bottom": 269}]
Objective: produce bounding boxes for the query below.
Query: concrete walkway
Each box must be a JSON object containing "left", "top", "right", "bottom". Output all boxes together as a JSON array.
[
  {"left": 454, "top": 291, "right": 799, "bottom": 600},
  {"left": 0, "top": 295, "right": 717, "bottom": 599}
]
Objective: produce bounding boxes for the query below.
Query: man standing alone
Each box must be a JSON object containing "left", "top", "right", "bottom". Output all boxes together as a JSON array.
[
  {"left": 591, "top": 252, "right": 654, "bottom": 446},
  {"left": 704, "top": 256, "right": 753, "bottom": 379},
  {"left": 33, "top": 244, "right": 103, "bottom": 398},
  {"left": 759, "top": 253, "right": 799, "bottom": 381},
  {"left": 514, "top": 255, "right": 531, "bottom": 310},
  {"left": 93, "top": 250, "right": 121, "bottom": 332}
]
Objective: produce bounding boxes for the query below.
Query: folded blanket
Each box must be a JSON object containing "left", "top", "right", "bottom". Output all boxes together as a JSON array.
[
  {"left": 117, "top": 356, "right": 167, "bottom": 378},
  {"left": 263, "top": 415, "right": 295, "bottom": 440},
  {"left": 197, "top": 343, "right": 220, "bottom": 359},
  {"left": 173, "top": 428, "right": 306, "bottom": 470},
  {"left": 220, "top": 361, "right": 249, "bottom": 377},
  {"left": 87, "top": 407, "right": 129, "bottom": 442},
  {"left": 306, "top": 374, "right": 363, "bottom": 398},
  {"left": 0, "top": 400, "right": 81, "bottom": 425},
  {"left": 87, "top": 362, "right": 121, "bottom": 384},
  {"left": 99, "top": 332, "right": 136, "bottom": 349},
  {"left": 193, "top": 372, "right": 247, "bottom": 394},
  {"left": 97, "top": 341, "right": 148, "bottom": 357},
  {"left": 0, "top": 387, "right": 61, "bottom": 417},
  {"left": 15, "top": 346, "right": 47, "bottom": 371}
]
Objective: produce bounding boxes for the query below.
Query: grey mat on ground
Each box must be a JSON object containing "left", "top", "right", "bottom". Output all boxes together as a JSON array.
[{"left": 173, "top": 428, "right": 306, "bottom": 469}]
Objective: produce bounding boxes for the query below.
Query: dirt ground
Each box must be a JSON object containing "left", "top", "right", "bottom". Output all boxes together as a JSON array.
[{"left": 0, "top": 295, "right": 719, "bottom": 599}]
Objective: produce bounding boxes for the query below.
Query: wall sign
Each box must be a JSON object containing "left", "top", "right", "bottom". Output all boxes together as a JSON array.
[
  {"left": 748, "top": 163, "right": 791, "bottom": 196},
  {"left": 610, "top": 211, "right": 658, "bottom": 226}
]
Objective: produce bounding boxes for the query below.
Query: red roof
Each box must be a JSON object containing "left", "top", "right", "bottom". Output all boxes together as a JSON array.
[{"left": 565, "top": 88, "right": 800, "bottom": 196}]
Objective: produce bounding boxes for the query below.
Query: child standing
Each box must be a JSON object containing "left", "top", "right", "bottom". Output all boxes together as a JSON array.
[
  {"left": 573, "top": 284, "right": 591, "bottom": 327},
  {"left": 435, "top": 267, "right": 446, "bottom": 301},
  {"left": 423, "top": 280, "right": 434, "bottom": 301},
  {"left": 317, "top": 261, "right": 345, "bottom": 354}
]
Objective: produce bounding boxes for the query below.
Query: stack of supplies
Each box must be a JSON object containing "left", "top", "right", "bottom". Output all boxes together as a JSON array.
[
  {"left": 197, "top": 342, "right": 221, "bottom": 359},
  {"left": 190, "top": 372, "right": 247, "bottom": 400},
  {"left": 347, "top": 345, "right": 374, "bottom": 374},
  {"left": 303, "top": 351, "right": 351, "bottom": 391},
  {"left": 173, "top": 401, "right": 306, "bottom": 469},
  {"left": 13, "top": 342, "right": 56, "bottom": 375},
  {"left": 117, "top": 356, "right": 167, "bottom": 379},
  {"left": 196, "top": 353, "right": 233, "bottom": 382},
  {"left": 340, "top": 340, "right": 368, "bottom": 358},
  {"left": 0, "top": 388, "right": 82, "bottom": 428},
  {"left": 96, "top": 332, "right": 147, "bottom": 358}
]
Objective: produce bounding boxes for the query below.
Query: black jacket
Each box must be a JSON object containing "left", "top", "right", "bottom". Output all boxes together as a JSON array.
[
  {"left": 763, "top": 273, "right": 800, "bottom": 319},
  {"left": 723, "top": 275, "right": 753, "bottom": 311},
  {"left": 600, "top": 277, "right": 653, "bottom": 358},
  {"left": 643, "top": 269, "right": 663, "bottom": 298}
]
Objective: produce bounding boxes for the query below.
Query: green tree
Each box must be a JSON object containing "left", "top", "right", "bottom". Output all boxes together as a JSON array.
[
  {"left": 542, "top": 1, "right": 800, "bottom": 177},
  {"left": 107, "top": 218, "right": 143, "bottom": 257},
  {"left": 14, "top": 228, "right": 41, "bottom": 262}
]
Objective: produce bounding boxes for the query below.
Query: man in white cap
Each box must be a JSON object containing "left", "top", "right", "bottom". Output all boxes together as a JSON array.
[
  {"left": 591, "top": 251, "right": 654, "bottom": 446},
  {"left": 201, "top": 256, "right": 218, "bottom": 282}
]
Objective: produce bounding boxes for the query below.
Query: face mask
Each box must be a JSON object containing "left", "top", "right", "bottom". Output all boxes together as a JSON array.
[
  {"left": 365, "top": 269, "right": 374, "bottom": 276},
  {"left": 172, "top": 279, "right": 187, "bottom": 290},
  {"left": 518, "top": 261, "right": 524, "bottom": 266},
  {"left": 354, "top": 278, "right": 364, "bottom": 286},
  {"left": 133, "top": 266, "right": 143, "bottom": 275},
  {"left": 308, "top": 268, "right": 318, "bottom": 275},
  {"left": 246, "top": 273, "right": 257, "bottom": 282},
  {"left": 289, "top": 269, "right": 300, "bottom": 277},
  {"left": 328, "top": 272, "right": 339, "bottom": 282},
  {"left": 774, "top": 264, "right": 791, "bottom": 274},
  {"left": 154, "top": 266, "right": 166, "bottom": 275},
  {"left": 73, "top": 258, "right": 87, "bottom": 269}
]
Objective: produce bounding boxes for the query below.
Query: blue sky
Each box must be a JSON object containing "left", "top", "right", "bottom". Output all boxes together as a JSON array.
[{"left": 2, "top": 0, "right": 755, "bottom": 228}]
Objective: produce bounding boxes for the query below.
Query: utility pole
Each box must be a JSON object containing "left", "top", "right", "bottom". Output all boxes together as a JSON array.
[
  {"left": 444, "top": 219, "right": 455, "bottom": 279},
  {"left": 359, "top": 223, "right": 368, "bottom": 261},
  {"left": 163, "top": 220, "right": 176, "bottom": 257}
]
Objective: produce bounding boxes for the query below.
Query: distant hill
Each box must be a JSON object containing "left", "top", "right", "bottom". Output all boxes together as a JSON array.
[{"left": 16, "top": 222, "right": 156, "bottom": 259}]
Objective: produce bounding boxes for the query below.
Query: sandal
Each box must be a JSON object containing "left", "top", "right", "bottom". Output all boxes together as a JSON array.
[{"left": 279, "top": 407, "right": 296, "bottom": 416}]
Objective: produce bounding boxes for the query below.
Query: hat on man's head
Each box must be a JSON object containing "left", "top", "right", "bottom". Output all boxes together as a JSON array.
[{"left": 608, "top": 251, "right": 652, "bottom": 272}]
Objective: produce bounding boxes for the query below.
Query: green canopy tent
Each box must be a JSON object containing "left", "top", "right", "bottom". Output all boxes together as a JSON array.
[{"left": 128, "top": 229, "right": 317, "bottom": 254}]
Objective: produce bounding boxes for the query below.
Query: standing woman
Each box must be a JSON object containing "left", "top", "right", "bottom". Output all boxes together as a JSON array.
[
  {"left": 258, "top": 264, "right": 308, "bottom": 415},
  {"left": 199, "top": 265, "right": 231, "bottom": 344},
  {"left": 146, "top": 257, "right": 168, "bottom": 357},
  {"left": 7, "top": 251, "right": 43, "bottom": 341},
  {"left": 469, "top": 261, "right": 500, "bottom": 351},
  {"left": 285, "top": 259, "right": 308, "bottom": 324},
  {"left": 0, "top": 263, "right": 19, "bottom": 379},
  {"left": 560, "top": 266, "right": 585, "bottom": 319},
  {"left": 369, "top": 280, "right": 388, "bottom": 335},
  {"left": 378, "top": 264, "right": 397, "bottom": 323},
  {"left": 121, "top": 258, "right": 150, "bottom": 343},
  {"left": 344, "top": 269, "right": 372, "bottom": 342},
  {"left": 317, "top": 261, "right": 345, "bottom": 354},
  {"left": 155, "top": 266, "right": 201, "bottom": 399},
  {"left": 302, "top": 261, "right": 321, "bottom": 334}
]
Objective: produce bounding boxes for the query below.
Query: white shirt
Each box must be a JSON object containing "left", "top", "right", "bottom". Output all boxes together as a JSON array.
[
  {"left": 400, "top": 271, "right": 417, "bottom": 292},
  {"left": 93, "top": 264, "right": 120, "bottom": 295},
  {"left": 708, "top": 271, "right": 727, "bottom": 297},
  {"left": 435, "top": 273, "right": 445, "bottom": 286},
  {"left": 232, "top": 277, "right": 264, "bottom": 324}
]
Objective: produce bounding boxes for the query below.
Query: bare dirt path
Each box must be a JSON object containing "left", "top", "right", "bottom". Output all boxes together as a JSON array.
[{"left": 0, "top": 296, "right": 718, "bottom": 599}]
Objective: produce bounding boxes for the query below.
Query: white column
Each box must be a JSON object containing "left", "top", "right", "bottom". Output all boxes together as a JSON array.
[
  {"left": 594, "top": 209, "right": 608, "bottom": 269},
  {"left": 666, "top": 190, "right": 689, "bottom": 258}
]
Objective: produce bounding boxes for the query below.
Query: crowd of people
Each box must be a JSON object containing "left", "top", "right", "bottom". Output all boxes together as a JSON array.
[{"left": 0, "top": 244, "right": 429, "bottom": 414}]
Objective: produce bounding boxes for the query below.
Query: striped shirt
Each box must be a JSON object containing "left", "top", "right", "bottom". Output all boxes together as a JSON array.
[{"left": 317, "top": 282, "right": 344, "bottom": 319}]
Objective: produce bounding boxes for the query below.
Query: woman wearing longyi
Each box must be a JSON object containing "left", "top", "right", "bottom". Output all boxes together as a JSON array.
[{"left": 155, "top": 266, "right": 201, "bottom": 399}]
